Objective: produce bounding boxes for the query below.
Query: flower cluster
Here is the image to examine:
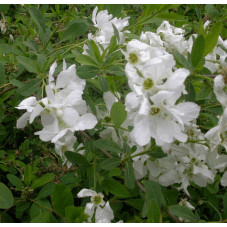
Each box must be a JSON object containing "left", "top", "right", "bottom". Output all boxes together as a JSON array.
[
  {"left": 16, "top": 6, "right": 227, "bottom": 223},
  {"left": 16, "top": 60, "right": 97, "bottom": 166},
  {"left": 124, "top": 23, "right": 200, "bottom": 147}
]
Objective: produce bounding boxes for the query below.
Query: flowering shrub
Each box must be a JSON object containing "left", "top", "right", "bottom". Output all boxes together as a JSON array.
[{"left": 0, "top": 4, "right": 227, "bottom": 223}]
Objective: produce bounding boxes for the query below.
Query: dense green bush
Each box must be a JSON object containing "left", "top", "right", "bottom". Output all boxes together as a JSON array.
[{"left": 0, "top": 4, "right": 227, "bottom": 223}]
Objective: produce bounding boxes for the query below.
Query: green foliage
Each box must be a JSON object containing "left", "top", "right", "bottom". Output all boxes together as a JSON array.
[
  {"left": 0, "top": 183, "right": 14, "bottom": 209},
  {"left": 168, "top": 205, "right": 198, "bottom": 222},
  {"left": 110, "top": 102, "right": 127, "bottom": 128},
  {"left": 51, "top": 184, "right": 74, "bottom": 216},
  {"left": 0, "top": 4, "right": 226, "bottom": 224}
]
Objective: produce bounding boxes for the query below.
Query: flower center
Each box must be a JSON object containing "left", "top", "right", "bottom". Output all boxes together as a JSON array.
[
  {"left": 93, "top": 195, "right": 102, "bottom": 205},
  {"left": 150, "top": 106, "right": 160, "bottom": 115},
  {"left": 129, "top": 53, "right": 138, "bottom": 64},
  {"left": 143, "top": 78, "right": 153, "bottom": 90}
]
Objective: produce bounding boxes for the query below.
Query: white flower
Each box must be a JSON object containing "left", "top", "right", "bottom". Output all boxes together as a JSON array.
[
  {"left": 77, "top": 188, "right": 114, "bottom": 223},
  {"left": 124, "top": 39, "right": 166, "bottom": 66},
  {"left": 89, "top": 6, "right": 129, "bottom": 49},
  {"left": 221, "top": 171, "right": 227, "bottom": 187},
  {"left": 213, "top": 75, "right": 227, "bottom": 108},
  {"left": 156, "top": 21, "right": 188, "bottom": 54},
  {"left": 205, "top": 107, "right": 227, "bottom": 151},
  {"left": 16, "top": 97, "right": 43, "bottom": 129},
  {"left": 128, "top": 91, "right": 200, "bottom": 146},
  {"left": 140, "top": 31, "right": 163, "bottom": 48}
]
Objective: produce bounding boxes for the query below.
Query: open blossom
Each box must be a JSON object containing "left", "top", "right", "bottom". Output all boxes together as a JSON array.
[
  {"left": 156, "top": 21, "right": 188, "bottom": 54},
  {"left": 77, "top": 188, "right": 114, "bottom": 223},
  {"left": 126, "top": 91, "right": 200, "bottom": 146},
  {"left": 16, "top": 60, "right": 97, "bottom": 164},
  {"left": 83, "top": 6, "right": 129, "bottom": 54},
  {"left": 148, "top": 143, "right": 215, "bottom": 195},
  {"left": 206, "top": 75, "right": 227, "bottom": 151}
]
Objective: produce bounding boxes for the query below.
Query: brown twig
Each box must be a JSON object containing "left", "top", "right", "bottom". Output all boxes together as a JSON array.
[{"left": 0, "top": 86, "right": 17, "bottom": 97}]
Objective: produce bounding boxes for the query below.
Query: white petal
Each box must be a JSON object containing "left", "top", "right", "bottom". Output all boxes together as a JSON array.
[
  {"left": 103, "top": 91, "right": 118, "bottom": 113},
  {"left": 51, "top": 129, "right": 68, "bottom": 144},
  {"left": 158, "top": 169, "right": 179, "bottom": 187},
  {"left": 95, "top": 202, "right": 114, "bottom": 223},
  {"left": 162, "top": 68, "right": 189, "bottom": 91},
  {"left": 125, "top": 92, "right": 140, "bottom": 111},
  {"left": 74, "top": 113, "right": 98, "bottom": 131},
  {"left": 221, "top": 171, "right": 227, "bottom": 187},
  {"left": 174, "top": 102, "right": 200, "bottom": 123},
  {"left": 131, "top": 115, "right": 152, "bottom": 146},
  {"left": 16, "top": 112, "right": 30, "bottom": 128},
  {"left": 62, "top": 107, "right": 79, "bottom": 127},
  {"left": 16, "top": 97, "right": 37, "bottom": 112},
  {"left": 49, "top": 61, "right": 57, "bottom": 84},
  {"left": 92, "top": 6, "right": 98, "bottom": 25},
  {"left": 63, "top": 59, "right": 67, "bottom": 71},
  {"left": 85, "top": 203, "right": 95, "bottom": 222},
  {"left": 77, "top": 188, "right": 97, "bottom": 198},
  {"left": 133, "top": 160, "right": 147, "bottom": 180},
  {"left": 55, "top": 64, "right": 77, "bottom": 89},
  {"left": 29, "top": 104, "right": 43, "bottom": 123},
  {"left": 214, "top": 75, "right": 227, "bottom": 107}
]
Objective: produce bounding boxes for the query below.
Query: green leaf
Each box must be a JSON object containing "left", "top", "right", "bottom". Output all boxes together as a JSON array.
[
  {"left": 90, "top": 39, "right": 101, "bottom": 63},
  {"left": 7, "top": 174, "right": 24, "bottom": 188},
  {"left": 191, "top": 35, "right": 205, "bottom": 70},
  {"left": 0, "top": 90, "right": 15, "bottom": 105},
  {"left": 100, "top": 158, "right": 121, "bottom": 170},
  {"left": 224, "top": 192, "right": 227, "bottom": 219},
  {"left": 144, "top": 180, "right": 165, "bottom": 208},
  {"left": 204, "top": 22, "right": 222, "bottom": 56},
  {"left": 103, "top": 178, "right": 131, "bottom": 198},
  {"left": 29, "top": 6, "right": 46, "bottom": 32},
  {"left": 17, "top": 56, "right": 40, "bottom": 74},
  {"left": 51, "top": 184, "right": 74, "bottom": 216},
  {"left": 185, "top": 78, "right": 195, "bottom": 102},
  {"left": 62, "top": 21, "right": 88, "bottom": 41},
  {"left": 75, "top": 54, "right": 98, "bottom": 67},
  {"left": 31, "top": 173, "right": 55, "bottom": 189},
  {"left": 107, "top": 36, "right": 118, "bottom": 56},
  {"left": 0, "top": 107, "right": 4, "bottom": 123},
  {"left": 65, "top": 206, "right": 86, "bottom": 223},
  {"left": 98, "top": 76, "right": 109, "bottom": 92},
  {"left": 112, "top": 23, "right": 120, "bottom": 42},
  {"left": 9, "top": 79, "right": 23, "bottom": 88},
  {"left": 30, "top": 199, "right": 52, "bottom": 220},
  {"left": 24, "top": 164, "right": 32, "bottom": 186},
  {"left": 77, "top": 65, "right": 99, "bottom": 79},
  {"left": 157, "top": 12, "right": 186, "bottom": 21},
  {"left": 0, "top": 182, "right": 14, "bottom": 209},
  {"left": 124, "top": 199, "right": 144, "bottom": 211},
  {"left": 30, "top": 212, "right": 51, "bottom": 223},
  {"left": 110, "top": 102, "right": 127, "bottom": 128},
  {"left": 37, "top": 183, "right": 55, "bottom": 199},
  {"left": 102, "top": 4, "right": 123, "bottom": 17},
  {"left": 95, "top": 139, "right": 122, "bottom": 153},
  {"left": 0, "top": 62, "right": 5, "bottom": 84},
  {"left": 168, "top": 205, "right": 197, "bottom": 222},
  {"left": 172, "top": 51, "right": 192, "bottom": 70},
  {"left": 64, "top": 151, "right": 88, "bottom": 166},
  {"left": 162, "top": 188, "right": 180, "bottom": 205},
  {"left": 125, "top": 161, "right": 135, "bottom": 190},
  {"left": 19, "top": 79, "right": 42, "bottom": 97},
  {"left": 148, "top": 199, "right": 162, "bottom": 222}
]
